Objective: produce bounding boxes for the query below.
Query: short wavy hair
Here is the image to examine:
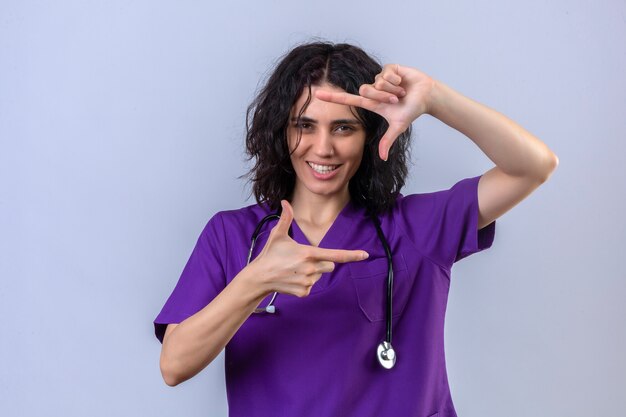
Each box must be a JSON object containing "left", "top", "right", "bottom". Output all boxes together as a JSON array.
[{"left": 242, "top": 41, "right": 412, "bottom": 215}]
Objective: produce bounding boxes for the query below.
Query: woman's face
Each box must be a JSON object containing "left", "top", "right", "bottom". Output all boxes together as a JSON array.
[{"left": 287, "top": 82, "right": 367, "bottom": 202}]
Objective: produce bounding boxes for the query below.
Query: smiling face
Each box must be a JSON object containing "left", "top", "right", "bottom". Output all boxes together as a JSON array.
[{"left": 287, "top": 83, "right": 367, "bottom": 204}]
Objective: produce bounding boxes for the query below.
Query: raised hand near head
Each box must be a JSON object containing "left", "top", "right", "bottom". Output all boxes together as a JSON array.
[
  {"left": 249, "top": 200, "right": 369, "bottom": 298},
  {"left": 315, "top": 64, "right": 436, "bottom": 161}
]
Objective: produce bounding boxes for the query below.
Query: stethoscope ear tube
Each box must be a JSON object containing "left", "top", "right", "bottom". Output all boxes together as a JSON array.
[
  {"left": 248, "top": 212, "right": 283, "bottom": 314},
  {"left": 247, "top": 212, "right": 282, "bottom": 265},
  {"left": 253, "top": 292, "right": 277, "bottom": 313}
]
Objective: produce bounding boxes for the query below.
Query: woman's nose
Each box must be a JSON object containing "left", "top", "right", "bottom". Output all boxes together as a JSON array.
[{"left": 312, "top": 130, "right": 335, "bottom": 156}]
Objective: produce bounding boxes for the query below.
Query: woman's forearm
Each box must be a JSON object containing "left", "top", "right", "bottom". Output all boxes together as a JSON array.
[
  {"left": 427, "top": 80, "right": 559, "bottom": 181},
  {"left": 159, "top": 265, "right": 268, "bottom": 386}
]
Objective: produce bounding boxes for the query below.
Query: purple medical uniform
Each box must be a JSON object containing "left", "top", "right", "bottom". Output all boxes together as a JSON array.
[{"left": 154, "top": 175, "right": 496, "bottom": 417}]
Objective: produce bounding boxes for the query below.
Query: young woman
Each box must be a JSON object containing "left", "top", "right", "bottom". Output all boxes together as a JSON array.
[{"left": 154, "top": 41, "right": 558, "bottom": 417}]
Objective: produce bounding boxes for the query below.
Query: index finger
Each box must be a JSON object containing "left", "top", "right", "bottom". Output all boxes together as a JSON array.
[
  {"left": 314, "top": 89, "right": 379, "bottom": 112},
  {"left": 308, "top": 247, "right": 369, "bottom": 263}
]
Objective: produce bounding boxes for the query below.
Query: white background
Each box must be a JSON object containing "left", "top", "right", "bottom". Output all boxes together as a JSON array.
[{"left": 1, "top": 0, "right": 624, "bottom": 415}]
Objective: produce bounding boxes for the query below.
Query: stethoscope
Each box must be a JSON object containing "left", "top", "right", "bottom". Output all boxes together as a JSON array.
[{"left": 247, "top": 206, "right": 397, "bottom": 370}]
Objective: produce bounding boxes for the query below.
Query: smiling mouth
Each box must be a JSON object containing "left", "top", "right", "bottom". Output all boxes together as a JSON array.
[{"left": 307, "top": 162, "right": 340, "bottom": 174}]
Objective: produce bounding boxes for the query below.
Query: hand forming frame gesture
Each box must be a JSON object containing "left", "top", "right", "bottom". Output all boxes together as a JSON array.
[{"left": 315, "top": 64, "right": 436, "bottom": 161}]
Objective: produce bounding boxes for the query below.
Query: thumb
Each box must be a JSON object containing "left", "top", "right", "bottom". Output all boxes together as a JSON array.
[
  {"left": 271, "top": 199, "right": 294, "bottom": 237},
  {"left": 378, "top": 125, "right": 404, "bottom": 161}
]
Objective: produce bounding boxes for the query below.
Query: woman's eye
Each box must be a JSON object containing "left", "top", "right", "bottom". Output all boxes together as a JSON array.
[
  {"left": 335, "top": 125, "right": 354, "bottom": 133},
  {"left": 296, "top": 122, "right": 312, "bottom": 130}
]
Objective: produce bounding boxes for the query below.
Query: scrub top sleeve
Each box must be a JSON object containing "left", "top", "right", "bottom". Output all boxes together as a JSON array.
[
  {"left": 398, "top": 175, "right": 495, "bottom": 270},
  {"left": 438, "top": 175, "right": 496, "bottom": 266},
  {"left": 153, "top": 213, "right": 227, "bottom": 344}
]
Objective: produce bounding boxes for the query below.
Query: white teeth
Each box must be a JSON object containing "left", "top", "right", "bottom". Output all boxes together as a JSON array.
[{"left": 308, "top": 162, "right": 338, "bottom": 174}]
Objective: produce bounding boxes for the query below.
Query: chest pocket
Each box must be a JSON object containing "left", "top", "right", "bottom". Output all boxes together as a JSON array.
[{"left": 348, "top": 253, "right": 412, "bottom": 322}]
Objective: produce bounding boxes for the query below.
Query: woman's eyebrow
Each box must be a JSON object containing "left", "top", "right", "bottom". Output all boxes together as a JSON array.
[
  {"left": 291, "top": 116, "right": 316, "bottom": 123},
  {"left": 332, "top": 118, "right": 362, "bottom": 125},
  {"left": 290, "top": 116, "right": 361, "bottom": 125}
]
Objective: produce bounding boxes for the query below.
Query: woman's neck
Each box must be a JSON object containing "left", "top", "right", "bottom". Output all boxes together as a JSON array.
[{"left": 289, "top": 186, "right": 350, "bottom": 227}]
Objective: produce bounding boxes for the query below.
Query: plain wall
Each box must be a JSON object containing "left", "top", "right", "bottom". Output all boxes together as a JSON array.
[{"left": 1, "top": 0, "right": 625, "bottom": 416}]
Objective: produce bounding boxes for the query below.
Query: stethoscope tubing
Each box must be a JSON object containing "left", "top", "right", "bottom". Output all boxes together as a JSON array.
[{"left": 371, "top": 214, "right": 394, "bottom": 344}]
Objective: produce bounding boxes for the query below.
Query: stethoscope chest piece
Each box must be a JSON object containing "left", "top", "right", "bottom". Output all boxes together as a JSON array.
[{"left": 377, "top": 341, "right": 396, "bottom": 369}]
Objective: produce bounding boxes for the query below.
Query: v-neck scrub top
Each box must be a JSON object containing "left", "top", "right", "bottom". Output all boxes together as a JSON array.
[{"left": 154, "top": 174, "right": 496, "bottom": 417}]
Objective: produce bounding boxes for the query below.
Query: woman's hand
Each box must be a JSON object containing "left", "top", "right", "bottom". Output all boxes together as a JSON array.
[
  {"left": 248, "top": 200, "right": 369, "bottom": 298},
  {"left": 315, "top": 64, "right": 436, "bottom": 161}
]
